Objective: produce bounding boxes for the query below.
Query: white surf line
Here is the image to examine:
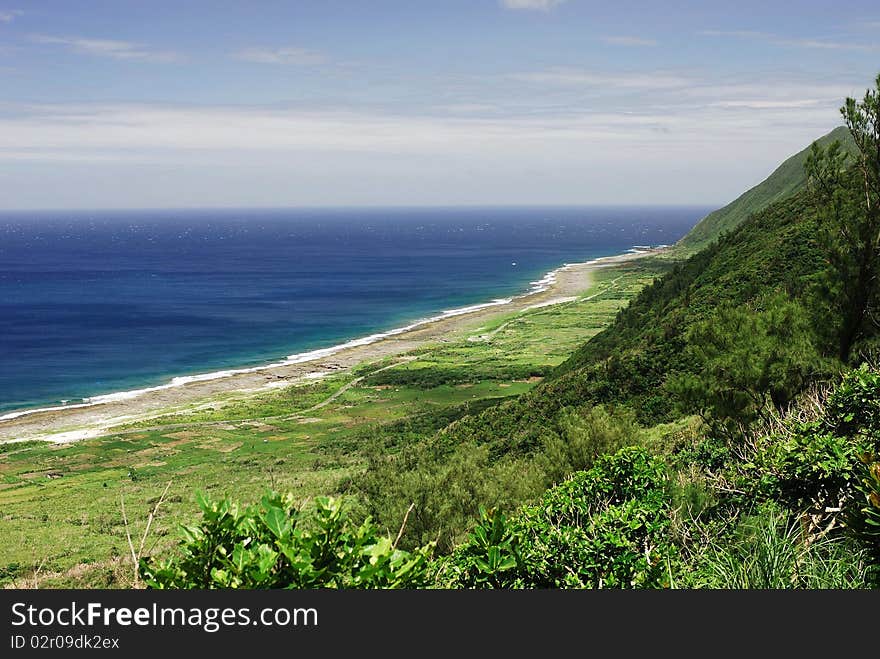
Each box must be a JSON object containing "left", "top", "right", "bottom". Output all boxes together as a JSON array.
[{"left": 0, "top": 247, "right": 660, "bottom": 426}]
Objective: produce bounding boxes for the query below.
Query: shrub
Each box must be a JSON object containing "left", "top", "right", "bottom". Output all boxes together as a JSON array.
[
  {"left": 140, "top": 493, "right": 434, "bottom": 589},
  {"left": 444, "top": 447, "right": 676, "bottom": 589},
  {"left": 438, "top": 507, "right": 522, "bottom": 589},
  {"left": 825, "top": 363, "right": 880, "bottom": 436},
  {"left": 538, "top": 405, "right": 641, "bottom": 485},
  {"left": 849, "top": 453, "right": 880, "bottom": 560},
  {"left": 745, "top": 421, "right": 861, "bottom": 508}
]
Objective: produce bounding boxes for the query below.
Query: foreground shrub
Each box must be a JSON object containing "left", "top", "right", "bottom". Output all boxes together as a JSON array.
[
  {"left": 850, "top": 453, "right": 880, "bottom": 560},
  {"left": 736, "top": 367, "right": 880, "bottom": 537},
  {"left": 444, "top": 447, "right": 675, "bottom": 588},
  {"left": 140, "top": 493, "right": 434, "bottom": 589},
  {"left": 746, "top": 421, "right": 860, "bottom": 509},
  {"left": 825, "top": 363, "right": 880, "bottom": 436}
]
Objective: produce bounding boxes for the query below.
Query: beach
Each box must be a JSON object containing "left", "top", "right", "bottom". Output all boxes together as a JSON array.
[{"left": 0, "top": 248, "right": 662, "bottom": 444}]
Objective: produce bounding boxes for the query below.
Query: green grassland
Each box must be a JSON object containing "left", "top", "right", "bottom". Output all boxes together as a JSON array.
[{"left": 0, "top": 259, "right": 663, "bottom": 587}]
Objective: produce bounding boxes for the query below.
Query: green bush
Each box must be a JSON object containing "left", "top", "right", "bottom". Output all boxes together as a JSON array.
[
  {"left": 538, "top": 405, "right": 641, "bottom": 485},
  {"left": 673, "top": 433, "right": 730, "bottom": 472},
  {"left": 745, "top": 421, "right": 861, "bottom": 508},
  {"left": 140, "top": 493, "right": 434, "bottom": 589},
  {"left": 438, "top": 507, "right": 523, "bottom": 589},
  {"left": 825, "top": 363, "right": 880, "bottom": 436},
  {"left": 444, "top": 447, "right": 676, "bottom": 589}
]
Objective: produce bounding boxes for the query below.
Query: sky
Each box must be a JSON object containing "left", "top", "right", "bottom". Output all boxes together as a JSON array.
[{"left": 0, "top": 0, "right": 878, "bottom": 210}]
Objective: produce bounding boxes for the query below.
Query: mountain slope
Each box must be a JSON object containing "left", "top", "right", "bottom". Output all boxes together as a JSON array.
[
  {"left": 435, "top": 188, "right": 826, "bottom": 457},
  {"left": 677, "top": 126, "right": 853, "bottom": 252},
  {"left": 357, "top": 119, "right": 880, "bottom": 557}
]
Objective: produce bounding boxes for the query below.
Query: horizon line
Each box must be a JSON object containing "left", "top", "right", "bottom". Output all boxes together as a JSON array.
[{"left": 0, "top": 202, "right": 720, "bottom": 214}]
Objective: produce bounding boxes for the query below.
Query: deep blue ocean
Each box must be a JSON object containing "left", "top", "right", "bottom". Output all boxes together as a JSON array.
[{"left": 0, "top": 206, "right": 709, "bottom": 414}]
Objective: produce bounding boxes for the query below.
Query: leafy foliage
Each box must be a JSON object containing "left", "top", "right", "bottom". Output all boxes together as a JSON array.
[
  {"left": 439, "top": 507, "right": 522, "bottom": 588},
  {"left": 732, "top": 366, "right": 880, "bottom": 519},
  {"left": 444, "top": 447, "right": 675, "bottom": 589},
  {"left": 825, "top": 363, "right": 880, "bottom": 436},
  {"left": 141, "top": 493, "right": 434, "bottom": 589},
  {"left": 746, "top": 422, "right": 860, "bottom": 508}
]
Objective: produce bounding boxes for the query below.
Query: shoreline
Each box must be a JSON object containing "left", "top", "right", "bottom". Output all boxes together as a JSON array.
[{"left": 0, "top": 246, "right": 665, "bottom": 444}]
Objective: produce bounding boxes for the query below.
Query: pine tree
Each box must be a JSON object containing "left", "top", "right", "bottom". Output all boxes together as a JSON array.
[{"left": 806, "top": 73, "right": 880, "bottom": 362}]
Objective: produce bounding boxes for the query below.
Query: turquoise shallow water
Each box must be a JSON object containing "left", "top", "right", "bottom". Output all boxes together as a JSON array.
[{"left": 0, "top": 206, "right": 708, "bottom": 414}]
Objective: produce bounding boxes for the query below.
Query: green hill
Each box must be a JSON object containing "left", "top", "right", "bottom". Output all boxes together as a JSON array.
[
  {"left": 349, "top": 183, "right": 836, "bottom": 553},
  {"left": 435, "top": 186, "right": 826, "bottom": 455},
  {"left": 677, "top": 125, "right": 854, "bottom": 252}
]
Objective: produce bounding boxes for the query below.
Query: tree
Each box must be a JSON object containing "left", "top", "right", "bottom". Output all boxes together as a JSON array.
[
  {"left": 805, "top": 73, "right": 880, "bottom": 363},
  {"left": 669, "top": 293, "right": 818, "bottom": 438}
]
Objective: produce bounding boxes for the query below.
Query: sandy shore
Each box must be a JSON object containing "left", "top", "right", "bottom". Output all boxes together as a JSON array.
[{"left": 0, "top": 249, "right": 662, "bottom": 444}]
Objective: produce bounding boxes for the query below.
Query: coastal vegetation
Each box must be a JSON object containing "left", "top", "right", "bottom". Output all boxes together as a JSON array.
[
  {"left": 0, "top": 259, "right": 658, "bottom": 586},
  {"left": 3, "top": 74, "right": 880, "bottom": 589}
]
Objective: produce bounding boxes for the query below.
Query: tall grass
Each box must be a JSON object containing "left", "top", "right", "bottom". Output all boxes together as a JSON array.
[{"left": 695, "top": 506, "right": 870, "bottom": 589}]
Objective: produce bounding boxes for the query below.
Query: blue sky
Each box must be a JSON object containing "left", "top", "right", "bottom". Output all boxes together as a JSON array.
[{"left": 1, "top": 0, "right": 878, "bottom": 209}]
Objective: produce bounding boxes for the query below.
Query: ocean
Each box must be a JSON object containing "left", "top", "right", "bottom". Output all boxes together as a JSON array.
[{"left": 0, "top": 206, "right": 709, "bottom": 414}]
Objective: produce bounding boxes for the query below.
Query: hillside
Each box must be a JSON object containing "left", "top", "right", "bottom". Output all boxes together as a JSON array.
[
  {"left": 351, "top": 187, "right": 833, "bottom": 552},
  {"left": 428, "top": 188, "right": 825, "bottom": 458},
  {"left": 677, "top": 125, "right": 854, "bottom": 252},
  {"left": 343, "top": 103, "right": 880, "bottom": 589}
]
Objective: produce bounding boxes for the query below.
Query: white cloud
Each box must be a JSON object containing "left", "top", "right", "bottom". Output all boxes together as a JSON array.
[
  {"left": 0, "top": 97, "right": 850, "bottom": 208},
  {"left": 776, "top": 37, "right": 878, "bottom": 52},
  {"left": 0, "top": 95, "right": 840, "bottom": 161},
  {"left": 508, "top": 68, "right": 691, "bottom": 90},
  {"left": 682, "top": 81, "right": 859, "bottom": 100},
  {"left": 708, "top": 99, "right": 823, "bottom": 110},
  {"left": 500, "top": 0, "right": 567, "bottom": 11},
  {"left": 0, "top": 9, "right": 22, "bottom": 23},
  {"left": 600, "top": 36, "right": 658, "bottom": 47},
  {"left": 698, "top": 29, "right": 767, "bottom": 39},
  {"left": 233, "top": 47, "right": 326, "bottom": 65},
  {"left": 30, "top": 34, "right": 179, "bottom": 62},
  {"left": 699, "top": 29, "right": 879, "bottom": 52}
]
